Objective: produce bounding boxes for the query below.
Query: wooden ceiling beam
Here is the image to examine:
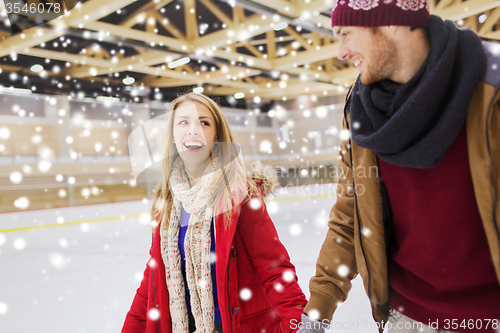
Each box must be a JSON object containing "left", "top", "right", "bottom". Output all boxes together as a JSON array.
[
  {"left": 208, "top": 81, "right": 345, "bottom": 99},
  {"left": 266, "top": 30, "right": 276, "bottom": 59},
  {"left": 209, "top": 49, "right": 272, "bottom": 69},
  {"left": 141, "top": 67, "right": 260, "bottom": 89},
  {"left": 198, "top": 0, "right": 234, "bottom": 27},
  {"left": 192, "top": 14, "right": 273, "bottom": 49},
  {"left": 479, "top": 7, "right": 500, "bottom": 35},
  {"left": 483, "top": 30, "right": 500, "bottom": 39},
  {"left": 247, "top": 0, "right": 300, "bottom": 16},
  {"left": 295, "top": 0, "right": 332, "bottom": 15},
  {"left": 120, "top": 0, "right": 175, "bottom": 28},
  {"left": 273, "top": 43, "right": 339, "bottom": 70},
  {"left": 139, "top": 77, "right": 194, "bottom": 88},
  {"left": 60, "top": 0, "right": 138, "bottom": 27},
  {"left": 146, "top": 11, "right": 156, "bottom": 34},
  {"left": 283, "top": 66, "right": 332, "bottom": 83},
  {"left": 306, "top": 14, "right": 332, "bottom": 30},
  {"left": 429, "top": 0, "right": 438, "bottom": 11},
  {"left": 432, "top": 0, "right": 500, "bottom": 21},
  {"left": 184, "top": 0, "right": 199, "bottom": 40},
  {"left": 234, "top": 33, "right": 315, "bottom": 46},
  {"left": 204, "top": 68, "right": 261, "bottom": 82},
  {"left": 19, "top": 48, "right": 113, "bottom": 67},
  {"left": 435, "top": 0, "right": 457, "bottom": 11},
  {"left": 233, "top": 6, "right": 246, "bottom": 26},
  {"left": 283, "top": 26, "right": 313, "bottom": 51},
  {"left": 0, "top": 29, "right": 62, "bottom": 58},
  {"left": 151, "top": 10, "right": 186, "bottom": 40},
  {"left": 241, "top": 41, "right": 264, "bottom": 58},
  {"left": 83, "top": 21, "right": 189, "bottom": 50},
  {"left": 329, "top": 67, "right": 359, "bottom": 85}
]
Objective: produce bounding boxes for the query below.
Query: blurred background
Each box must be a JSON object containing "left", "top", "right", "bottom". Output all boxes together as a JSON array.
[
  {"left": 0, "top": 0, "right": 498, "bottom": 212},
  {"left": 0, "top": 0, "right": 499, "bottom": 332}
]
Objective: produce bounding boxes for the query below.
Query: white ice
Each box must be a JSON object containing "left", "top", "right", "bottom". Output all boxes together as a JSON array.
[{"left": 0, "top": 184, "right": 376, "bottom": 332}]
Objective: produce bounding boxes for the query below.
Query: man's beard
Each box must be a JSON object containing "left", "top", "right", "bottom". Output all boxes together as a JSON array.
[{"left": 360, "top": 30, "right": 398, "bottom": 85}]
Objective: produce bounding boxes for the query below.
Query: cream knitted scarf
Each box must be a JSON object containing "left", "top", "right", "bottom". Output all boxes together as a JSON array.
[{"left": 160, "top": 157, "right": 219, "bottom": 332}]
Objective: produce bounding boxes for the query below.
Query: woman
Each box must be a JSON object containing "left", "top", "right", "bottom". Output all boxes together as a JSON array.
[{"left": 122, "top": 93, "right": 307, "bottom": 333}]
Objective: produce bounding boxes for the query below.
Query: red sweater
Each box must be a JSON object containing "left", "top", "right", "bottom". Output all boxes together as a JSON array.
[{"left": 378, "top": 125, "right": 500, "bottom": 332}]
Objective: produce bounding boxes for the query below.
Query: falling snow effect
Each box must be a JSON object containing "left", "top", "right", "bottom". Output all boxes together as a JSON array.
[
  {"left": 249, "top": 198, "right": 261, "bottom": 210},
  {"left": 14, "top": 197, "right": 30, "bottom": 210},
  {"left": 0, "top": 188, "right": 374, "bottom": 332},
  {"left": 148, "top": 308, "right": 160, "bottom": 321},
  {"left": 0, "top": 302, "right": 8, "bottom": 315},
  {"left": 9, "top": 171, "right": 22, "bottom": 184},
  {"left": 282, "top": 270, "right": 295, "bottom": 282},
  {"left": 289, "top": 223, "right": 302, "bottom": 236},
  {"left": 239, "top": 288, "right": 252, "bottom": 301},
  {"left": 337, "top": 264, "right": 349, "bottom": 278},
  {"left": 13, "top": 237, "right": 26, "bottom": 250},
  {"left": 266, "top": 201, "right": 279, "bottom": 214},
  {"left": 308, "top": 309, "right": 320, "bottom": 320},
  {"left": 49, "top": 252, "right": 67, "bottom": 269}
]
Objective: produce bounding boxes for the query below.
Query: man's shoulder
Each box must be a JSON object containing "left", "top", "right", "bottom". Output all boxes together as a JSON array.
[{"left": 482, "top": 40, "right": 500, "bottom": 89}]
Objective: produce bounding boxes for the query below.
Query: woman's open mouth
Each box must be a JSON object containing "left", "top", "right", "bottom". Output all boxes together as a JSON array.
[{"left": 183, "top": 141, "right": 204, "bottom": 152}]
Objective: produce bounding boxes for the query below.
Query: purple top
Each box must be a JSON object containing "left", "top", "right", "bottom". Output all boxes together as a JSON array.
[{"left": 179, "top": 204, "right": 221, "bottom": 322}]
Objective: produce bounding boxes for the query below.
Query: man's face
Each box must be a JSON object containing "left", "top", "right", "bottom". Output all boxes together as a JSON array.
[{"left": 333, "top": 26, "right": 398, "bottom": 85}]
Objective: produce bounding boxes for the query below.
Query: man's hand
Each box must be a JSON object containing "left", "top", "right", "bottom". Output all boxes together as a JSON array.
[{"left": 296, "top": 313, "right": 326, "bottom": 333}]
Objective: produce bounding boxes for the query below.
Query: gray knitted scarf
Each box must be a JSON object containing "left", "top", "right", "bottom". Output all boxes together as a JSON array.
[{"left": 349, "top": 15, "right": 486, "bottom": 168}]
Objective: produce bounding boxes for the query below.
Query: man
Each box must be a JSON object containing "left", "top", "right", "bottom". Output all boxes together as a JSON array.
[{"left": 298, "top": 0, "right": 500, "bottom": 332}]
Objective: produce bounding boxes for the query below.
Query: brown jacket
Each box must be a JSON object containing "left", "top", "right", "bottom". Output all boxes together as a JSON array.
[{"left": 305, "top": 41, "right": 500, "bottom": 331}]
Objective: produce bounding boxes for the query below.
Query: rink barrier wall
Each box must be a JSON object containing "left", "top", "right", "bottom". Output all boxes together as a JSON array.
[{"left": 0, "top": 192, "right": 337, "bottom": 233}]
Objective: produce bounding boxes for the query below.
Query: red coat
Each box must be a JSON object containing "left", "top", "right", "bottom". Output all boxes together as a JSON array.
[{"left": 122, "top": 192, "right": 307, "bottom": 333}]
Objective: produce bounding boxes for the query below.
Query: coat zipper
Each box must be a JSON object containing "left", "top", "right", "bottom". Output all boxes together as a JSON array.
[
  {"left": 344, "top": 105, "right": 375, "bottom": 322},
  {"left": 227, "top": 252, "right": 234, "bottom": 333},
  {"left": 485, "top": 87, "right": 500, "bottom": 266},
  {"left": 151, "top": 233, "right": 160, "bottom": 333}
]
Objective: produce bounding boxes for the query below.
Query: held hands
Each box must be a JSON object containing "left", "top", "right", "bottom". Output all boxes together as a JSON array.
[{"left": 296, "top": 313, "right": 326, "bottom": 333}]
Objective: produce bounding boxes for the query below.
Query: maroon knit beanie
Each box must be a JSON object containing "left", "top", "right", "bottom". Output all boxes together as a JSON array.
[{"left": 331, "top": 0, "right": 430, "bottom": 28}]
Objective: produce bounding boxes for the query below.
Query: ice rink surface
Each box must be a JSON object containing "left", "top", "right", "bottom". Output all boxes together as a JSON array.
[{"left": 0, "top": 184, "right": 378, "bottom": 333}]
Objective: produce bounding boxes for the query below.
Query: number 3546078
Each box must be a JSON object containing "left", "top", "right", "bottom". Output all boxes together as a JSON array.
[
  {"left": 5, "top": 3, "right": 61, "bottom": 14},
  {"left": 443, "top": 319, "right": 499, "bottom": 330}
]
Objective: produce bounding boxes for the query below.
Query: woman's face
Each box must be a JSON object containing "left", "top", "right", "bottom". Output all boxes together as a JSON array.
[{"left": 172, "top": 100, "right": 217, "bottom": 168}]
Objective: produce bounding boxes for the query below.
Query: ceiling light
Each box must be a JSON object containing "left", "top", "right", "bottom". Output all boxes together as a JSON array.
[
  {"left": 96, "top": 96, "right": 120, "bottom": 103},
  {"left": 193, "top": 86, "right": 204, "bottom": 94},
  {"left": 30, "top": 64, "right": 44, "bottom": 72},
  {"left": 168, "top": 57, "right": 191, "bottom": 69},
  {"left": 123, "top": 77, "right": 135, "bottom": 85},
  {"left": 273, "top": 22, "right": 288, "bottom": 31},
  {"left": 234, "top": 92, "right": 245, "bottom": 99}
]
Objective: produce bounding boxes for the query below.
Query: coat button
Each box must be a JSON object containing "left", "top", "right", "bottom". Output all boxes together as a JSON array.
[
  {"left": 232, "top": 307, "right": 240, "bottom": 314},
  {"left": 231, "top": 249, "right": 237, "bottom": 257}
]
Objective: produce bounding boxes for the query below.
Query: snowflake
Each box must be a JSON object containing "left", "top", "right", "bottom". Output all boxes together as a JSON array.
[
  {"left": 148, "top": 308, "right": 160, "bottom": 321},
  {"left": 282, "top": 270, "right": 295, "bottom": 282},
  {"left": 337, "top": 264, "right": 349, "bottom": 277},
  {"left": 14, "top": 197, "right": 29, "bottom": 210},
  {"left": 0, "top": 302, "right": 7, "bottom": 315},
  {"left": 49, "top": 252, "right": 66, "bottom": 269},
  {"left": 249, "top": 198, "right": 261, "bottom": 210},
  {"left": 239, "top": 288, "right": 252, "bottom": 300},
  {"left": 13, "top": 237, "right": 26, "bottom": 250},
  {"left": 289, "top": 223, "right": 302, "bottom": 236}
]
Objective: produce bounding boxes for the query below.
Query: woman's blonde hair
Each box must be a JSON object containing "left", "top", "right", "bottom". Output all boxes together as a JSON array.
[{"left": 150, "top": 92, "right": 259, "bottom": 230}]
